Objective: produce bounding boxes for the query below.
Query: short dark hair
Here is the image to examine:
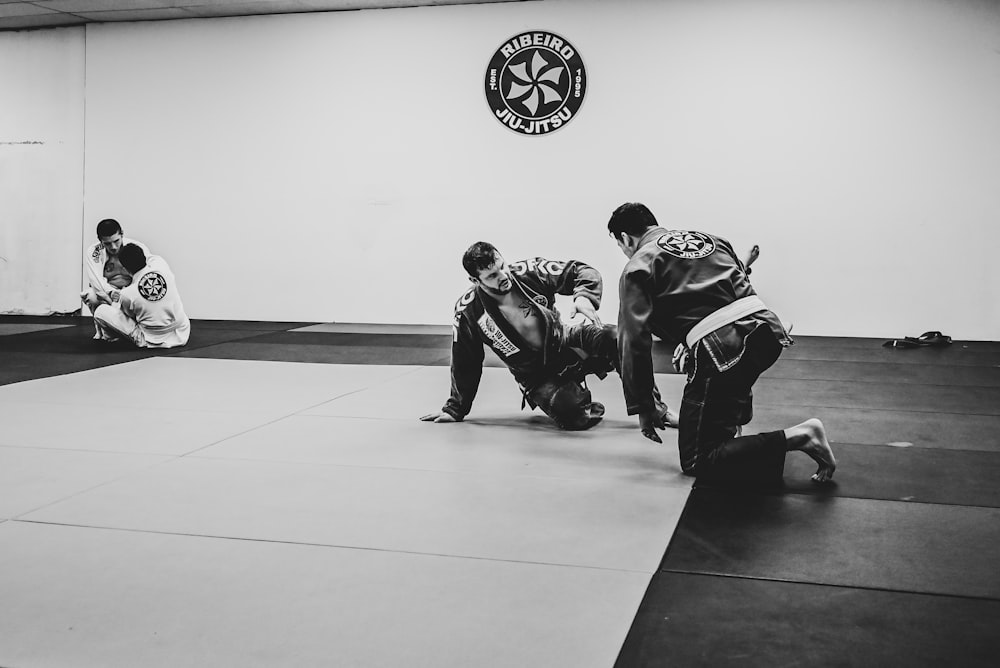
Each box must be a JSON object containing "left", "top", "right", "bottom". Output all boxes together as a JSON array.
[
  {"left": 118, "top": 243, "right": 147, "bottom": 274},
  {"left": 607, "top": 202, "right": 658, "bottom": 237},
  {"left": 96, "top": 218, "right": 123, "bottom": 239},
  {"left": 462, "top": 241, "right": 500, "bottom": 277}
]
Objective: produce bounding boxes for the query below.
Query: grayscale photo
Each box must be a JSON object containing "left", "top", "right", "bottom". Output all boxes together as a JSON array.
[{"left": 1, "top": 0, "right": 998, "bottom": 666}]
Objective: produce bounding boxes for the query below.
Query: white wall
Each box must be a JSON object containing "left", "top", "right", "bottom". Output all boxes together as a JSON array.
[
  {"left": 0, "top": 27, "right": 84, "bottom": 315},
  {"left": 5, "top": 0, "right": 999, "bottom": 338}
]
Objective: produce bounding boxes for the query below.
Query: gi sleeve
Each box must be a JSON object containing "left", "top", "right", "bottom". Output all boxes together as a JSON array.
[
  {"left": 84, "top": 243, "right": 115, "bottom": 303},
  {"left": 525, "top": 257, "right": 603, "bottom": 309},
  {"left": 117, "top": 289, "right": 138, "bottom": 321},
  {"left": 617, "top": 263, "right": 657, "bottom": 415},
  {"left": 442, "top": 309, "right": 485, "bottom": 421}
]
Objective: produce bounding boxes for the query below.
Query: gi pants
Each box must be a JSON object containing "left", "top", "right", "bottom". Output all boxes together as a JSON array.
[
  {"left": 525, "top": 323, "right": 617, "bottom": 430},
  {"left": 93, "top": 304, "right": 147, "bottom": 347},
  {"left": 679, "top": 325, "right": 787, "bottom": 485},
  {"left": 93, "top": 304, "right": 190, "bottom": 349}
]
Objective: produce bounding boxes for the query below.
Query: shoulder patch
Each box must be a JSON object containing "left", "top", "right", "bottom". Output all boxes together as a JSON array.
[
  {"left": 91, "top": 246, "right": 103, "bottom": 262},
  {"left": 454, "top": 287, "right": 476, "bottom": 313},
  {"left": 656, "top": 230, "right": 716, "bottom": 259},
  {"left": 453, "top": 288, "right": 477, "bottom": 341},
  {"left": 137, "top": 272, "right": 168, "bottom": 301}
]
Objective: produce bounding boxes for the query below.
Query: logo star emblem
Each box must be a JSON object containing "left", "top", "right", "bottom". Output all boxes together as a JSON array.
[
  {"left": 657, "top": 231, "right": 716, "bottom": 259},
  {"left": 138, "top": 272, "right": 168, "bottom": 301},
  {"left": 665, "top": 233, "right": 707, "bottom": 252}
]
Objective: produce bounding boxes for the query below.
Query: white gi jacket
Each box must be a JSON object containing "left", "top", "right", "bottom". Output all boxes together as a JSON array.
[
  {"left": 84, "top": 237, "right": 150, "bottom": 303},
  {"left": 117, "top": 255, "right": 191, "bottom": 348}
]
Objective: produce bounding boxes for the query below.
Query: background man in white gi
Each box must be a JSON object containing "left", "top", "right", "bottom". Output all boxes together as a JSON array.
[
  {"left": 81, "top": 218, "right": 150, "bottom": 340},
  {"left": 92, "top": 244, "right": 190, "bottom": 349}
]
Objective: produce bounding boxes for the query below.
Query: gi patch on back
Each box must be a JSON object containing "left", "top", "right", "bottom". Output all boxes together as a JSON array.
[
  {"left": 657, "top": 230, "right": 716, "bottom": 259},
  {"left": 138, "top": 272, "right": 168, "bottom": 301},
  {"left": 478, "top": 313, "right": 520, "bottom": 357}
]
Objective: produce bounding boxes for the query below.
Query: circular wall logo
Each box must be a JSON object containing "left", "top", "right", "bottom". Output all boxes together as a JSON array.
[
  {"left": 656, "top": 231, "right": 717, "bottom": 259},
  {"left": 485, "top": 31, "right": 586, "bottom": 136}
]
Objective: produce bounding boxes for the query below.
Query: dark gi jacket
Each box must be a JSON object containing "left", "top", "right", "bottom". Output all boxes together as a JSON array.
[
  {"left": 442, "top": 257, "right": 603, "bottom": 420},
  {"left": 618, "top": 227, "right": 790, "bottom": 415}
]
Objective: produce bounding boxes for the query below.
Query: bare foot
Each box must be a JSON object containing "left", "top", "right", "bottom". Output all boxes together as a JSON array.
[
  {"left": 785, "top": 418, "right": 837, "bottom": 483},
  {"left": 745, "top": 244, "right": 760, "bottom": 268}
]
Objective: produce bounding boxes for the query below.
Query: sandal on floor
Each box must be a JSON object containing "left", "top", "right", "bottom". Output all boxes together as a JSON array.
[
  {"left": 905, "top": 331, "right": 953, "bottom": 346},
  {"left": 883, "top": 331, "right": 953, "bottom": 348}
]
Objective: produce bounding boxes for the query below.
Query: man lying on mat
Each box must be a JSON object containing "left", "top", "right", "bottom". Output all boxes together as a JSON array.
[
  {"left": 608, "top": 202, "right": 836, "bottom": 484},
  {"left": 421, "top": 241, "right": 676, "bottom": 431},
  {"left": 92, "top": 244, "right": 191, "bottom": 349}
]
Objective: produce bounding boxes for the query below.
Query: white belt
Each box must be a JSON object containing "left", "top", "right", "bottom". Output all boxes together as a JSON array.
[
  {"left": 685, "top": 295, "right": 767, "bottom": 349},
  {"left": 145, "top": 318, "right": 187, "bottom": 334}
]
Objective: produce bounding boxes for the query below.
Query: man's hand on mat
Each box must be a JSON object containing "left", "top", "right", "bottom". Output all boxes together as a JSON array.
[
  {"left": 639, "top": 410, "right": 666, "bottom": 443},
  {"left": 420, "top": 411, "right": 457, "bottom": 423}
]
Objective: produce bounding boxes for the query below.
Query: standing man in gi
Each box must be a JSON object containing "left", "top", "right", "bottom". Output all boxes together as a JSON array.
[
  {"left": 608, "top": 202, "right": 836, "bottom": 483},
  {"left": 422, "top": 241, "right": 669, "bottom": 430},
  {"left": 81, "top": 218, "right": 150, "bottom": 340},
  {"left": 92, "top": 244, "right": 191, "bottom": 349}
]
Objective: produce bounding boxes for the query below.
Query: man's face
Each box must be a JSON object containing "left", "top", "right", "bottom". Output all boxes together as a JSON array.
[
  {"left": 472, "top": 254, "right": 513, "bottom": 296},
  {"left": 99, "top": 233, "right": 124, "bottom": 256}
]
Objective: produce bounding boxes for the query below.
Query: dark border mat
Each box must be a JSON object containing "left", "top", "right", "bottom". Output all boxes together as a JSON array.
[
  {"left": 615, "top": 572, "right": 1000, "bottom": 668},
  {"left": 291, "top": 323, "right": 451, "bottom": 334},
  {"left": 662, "top": 488, "right": 1000, "bottom": 599},
  {"left": 0, "top": 323, "right": 75, "bottom": 336},
  {"left": 174, "top": 332, "right": 681, "bottom": 371},
  {"left": 746, "top": 405, "right": 1000, "bottom": 451},
  {"left": 0, "top": 315, "right": 314, "bottom": 329},
  {"left": 0, "top": 315, "right": 81, "bottom": 324},
  {"left": 0, "top": 351, "right": 143, "bottom": 386},
  {"left": 788, "top": 336, "right": 1000, "bottom": 352},
  {"left": 240, "top": 331, "right": 454, "bottom": 348},
  {"left": 0, "top": 321, "right": 308, "bottom": 386},
  {"left": 754, "top": 378, "right": 1000, "bottom": 415},
  {"left": 0, "top": 323, "right": 279, "bottom": 355},
  {"left": 184, "top": 319, "right": 315, "bottom": 331},
  {"left": 765, "top": 358, "right": 1000, "bottom": 387},
  {"left": 780, "top": 344, "right": 1000, "bottom": 366},
  {"left": 697, "top": 443, "right": 1000, "bottom": 507},
  {"left": 175, "top": 342, "right": 452, "bottom": 366}
]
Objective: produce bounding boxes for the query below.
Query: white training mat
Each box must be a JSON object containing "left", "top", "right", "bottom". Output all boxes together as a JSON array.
[
  {"left": 0, "top": 521, "right": 652, "bottom": 668},
  {"left": 0, "top": 358, "right": 692, "bottom": 668}
]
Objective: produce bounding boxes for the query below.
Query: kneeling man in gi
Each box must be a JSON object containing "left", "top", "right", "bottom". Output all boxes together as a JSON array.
[{"left": 92, "top": 243, "right": 191, "bottom": 348}]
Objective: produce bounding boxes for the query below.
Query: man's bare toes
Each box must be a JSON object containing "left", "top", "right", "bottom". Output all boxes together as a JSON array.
[{"left": 811, "top": 465, "right": 835, "bottom": 483}]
